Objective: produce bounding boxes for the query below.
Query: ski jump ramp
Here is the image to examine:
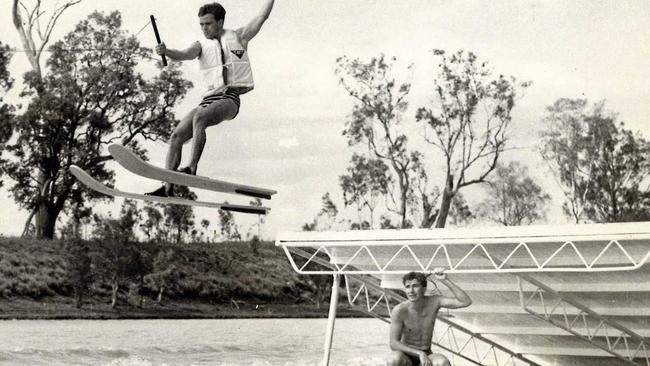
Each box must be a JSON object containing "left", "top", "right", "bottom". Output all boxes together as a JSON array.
[{"left": 276, "top": 221, "right": 650, "bottom": 366}]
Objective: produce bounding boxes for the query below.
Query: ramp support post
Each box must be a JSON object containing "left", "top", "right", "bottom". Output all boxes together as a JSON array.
[{"left": 322, "top": 273, "right": 341, "bottom": 366}]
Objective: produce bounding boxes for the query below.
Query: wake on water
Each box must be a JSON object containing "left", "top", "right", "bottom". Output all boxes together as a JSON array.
[
  {"left": 1, "top": 348, "right": 386, "bottom": 366},
  {"left": 103, "top": 356, "right": 386, "bottom": 366},
  {"left": 1, "top": 319, "right": 391, "bottom": 366}
]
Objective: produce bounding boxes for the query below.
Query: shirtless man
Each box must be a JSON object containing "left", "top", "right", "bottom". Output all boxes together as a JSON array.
[
  {"left": 147, "top": 0, "right": 274, "bottom": 197},
  {"left": 387, "top": 270, "right": 472, "bottom": 366}
]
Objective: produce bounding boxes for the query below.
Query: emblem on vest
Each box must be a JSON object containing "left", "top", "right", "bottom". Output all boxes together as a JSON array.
[{"left": 230, "top": 49, "right": 246, "bottom": 59}]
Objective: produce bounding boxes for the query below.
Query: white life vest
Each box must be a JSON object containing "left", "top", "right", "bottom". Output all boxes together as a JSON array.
[{"left": 198, "top": 29, "right": 254, "bottom": 96}]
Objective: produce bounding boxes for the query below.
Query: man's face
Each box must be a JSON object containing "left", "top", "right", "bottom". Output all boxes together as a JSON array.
[
  {"left": 199, "top": 13, "right": 223, "bottom": 39},
  {"left": 404, "top": 279, "right": 425, "bottom": 302}
]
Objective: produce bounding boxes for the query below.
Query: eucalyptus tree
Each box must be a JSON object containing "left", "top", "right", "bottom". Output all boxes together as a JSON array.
[
  {"left": 163, "top": 185, "right": 197, "bottom": 244},
  {"left": 478, "top": 161, "right": 550, "bottom": 226},
  {"left": 218, "top": 202, "right": 241, "bottom": 242},
  {"left": 2, "top": 11, "right": 191, "bottom": 238},
  {"left": 335, "top": 55, "right": 423, "bottom": 228},
  {"left": 540, "top": 99, "right": 650, "bottom": 223},
  {"left": 416, "top": 50, "right": 531, "bottom": 228},
  {"left": 11, "top": 0, "right": 80, "bottom": 236},
  {"left": 0, "top": 42, "right": 14, "bottom": 149},
  {"left": 302, "top": 192, "right": 339, "bottom": 231},
  {"left": 92, "top": 199, "right": 143, "bottom": 309},
  {"left": 12, "top": 0, "right": 81, "bottom": 80},
  {"left": 339, "top": 153, "right": 391, "bottom": 229},
  {"left": 336, "top": 50, "right": 529, "bottom": 229}
]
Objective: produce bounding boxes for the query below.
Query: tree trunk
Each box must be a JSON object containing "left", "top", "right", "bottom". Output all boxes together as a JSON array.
[
  {"left": 111, "top": 278, "right": 119, "bottom": 309},
  {"left": 75, "top": 289, "right": 83, "bottom": 309},
  {"left": 420, "top": 192, "right": 438, "bottom": 228},
  {"left": 434, "top": 174, "right": 455, "bottom": 228},
  {"left": 395, "top": 173, "right": 408, "bottom": 228},
  {"left": 12, "top": 0, "right": 43, "bottom": 79},
  {"left": 37, "top": 203, "right": 59, "bottom": 239},
  {"left": 13, "top": 0, "right": 80, "bottom": 239},
  {"left": 157, "top": 286, "right": 164, "bottom": 304},
  {"left": 21, "top": 207, "right": 37, "bottom": 238},
  {"left": 175, "top": 224, "right": 182, "bottom": 244},
  {"left": 139, "top": 275, "right": 145, "bottom": 308}
]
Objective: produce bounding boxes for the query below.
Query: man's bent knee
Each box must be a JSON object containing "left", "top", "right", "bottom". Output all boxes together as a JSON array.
[
  {"left": 169, "top": 131, "right": 189, "bottom": 146},
  {"left": 430, "top": 353, "right": 450, "bottom": 366},
  {"left": 192, "top": 112, "right": 208, "bottom": 130},
  {"left": 386, "top": 351, "right": 410, "bottom": 366}
]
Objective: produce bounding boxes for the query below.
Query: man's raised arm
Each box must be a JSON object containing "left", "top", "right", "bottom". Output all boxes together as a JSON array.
[
  {"left": 156, "top": 41, "right": 201, "bottom": 61},
  {"left": 434, "top": 269, "right": 472, "bottom": 309},
  {"left": 237, "top": 0, "right": 275, "bottom": 45}
]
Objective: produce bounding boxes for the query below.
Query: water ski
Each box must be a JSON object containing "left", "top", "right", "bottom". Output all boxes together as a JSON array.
[
  {"left": 108, "top": 144, "right": 276, "bottom": 200},
  {"left": 69, "top": 165, "right": 270, "bottom": 215}
]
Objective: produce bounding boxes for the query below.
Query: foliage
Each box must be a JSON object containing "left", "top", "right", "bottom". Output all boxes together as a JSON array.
[
  {"left": 416, "top": 50, "right": 531, "bottom": 227},
  {"left": 333, "top": 50, "right": 529, "bottom": 229},
  {"left": 0, "top": 237, "right": 68, "bottom": 298},
  {"left": 0, "top": 42, "right": 15, "bottom": 171},
  {"left": 64, "top": 238, "right": 93, "bottom": 308},
  {"left": 147, "top": 248, "right": 177, "bottom": 304},
  {"left": 446, "top": 192, "right": 474, "bottom": 227},
  {"left": 335, "top": 54, "right": 422, "bottom": 228},
  {"left": 141, "top": 203, "right": 164, "bottom": 240},
  {"left": 199, "top": 218, "right": 211, "bottom": 243},
  {"left": 162, "top": 186, "right": 197, "bottom": 243},
  {"left": 218, "top": 202, "right": 241, "bottom": 242},
  {"left": 339, "top": 153, "right": 390, "bottom": 229},
  {"left": 0, "top": 42, "right": 14, "bottom": 93},
  {"left": 540, "top": 99, "right": 650, "bottom": 223},
  {"left": 477, "top": 161, "right": 550, "bottom": 226},
  {"left": 139, "top": 194, "right": 202, "bottom": 245},
  {"left": 302, "top": 192, "right": 339, "bottom": 231},
  {"left": 1, "top": 11, "right": 191, "bottom": 238},
  {"left": 11, "top": 0, "right": 82, "bottom": 79},
  {"left": 247, "top": 199, "right": 264, "bottom": 254},
  {"left": 91, "top": 200, "right": 147, "bottom": 308},
  {"left": 539, "top": 99, "right": 592, "bottom": 221},
  {"left": 0, "top": 236, "right": 314, "bottom": 305}
]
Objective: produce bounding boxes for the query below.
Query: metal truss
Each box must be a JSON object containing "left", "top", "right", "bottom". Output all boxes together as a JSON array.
[
  {"left": 289, "top": 248, "right": 540, "bottom": 366},
  {"left": 279, "top": 237, "right": 650, "bottom": 275},
  {"left": 517, "top": 275, "right": 650, "bottom": 366}
]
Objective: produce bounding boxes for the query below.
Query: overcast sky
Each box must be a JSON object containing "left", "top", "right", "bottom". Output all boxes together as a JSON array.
[{"left": 1, "top": 0, "right": 649, "bottom": 238}]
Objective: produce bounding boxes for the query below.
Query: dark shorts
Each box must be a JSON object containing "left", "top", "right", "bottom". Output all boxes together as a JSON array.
[
  {"left": 406, "top": 349, "right": 433, "bottom": 366},
  {"left": 198, "top": 89, "right": 241, "bottom": 118}
]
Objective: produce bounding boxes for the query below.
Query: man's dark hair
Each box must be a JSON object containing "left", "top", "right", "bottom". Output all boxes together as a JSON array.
[
  {"left": 198, "top": 3, "right": 226, "bottom": 22},
  {"left": 402, "top": 271, "right": 427, "bottom": 287}
]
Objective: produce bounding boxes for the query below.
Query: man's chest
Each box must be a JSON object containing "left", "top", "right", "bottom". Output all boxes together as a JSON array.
[{"left": 404, "top": 309, "right": 438, "bottom": 330}]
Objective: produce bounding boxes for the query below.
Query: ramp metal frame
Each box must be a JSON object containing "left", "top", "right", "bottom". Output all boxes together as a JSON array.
[
  {"left": 279, "top": 237, "right": 650, "bottom": 275},
  {"left": 277, "top": 223, "right": 650, "bottom": 366},
  {"left": 517, "top": 275, "right": 650, "bottom": 366},
  {"left": 289, "top": 247, "right": 541, "bottom": 366}
]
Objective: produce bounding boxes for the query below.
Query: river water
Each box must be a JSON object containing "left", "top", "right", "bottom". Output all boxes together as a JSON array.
[{"left": 0, "top": 318, "right": 391, "bottom": 366}]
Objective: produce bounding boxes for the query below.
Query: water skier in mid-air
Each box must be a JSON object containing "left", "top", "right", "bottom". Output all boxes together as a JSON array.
[{"left": 147, "top": 0, "right": 274, "bottom": 197}]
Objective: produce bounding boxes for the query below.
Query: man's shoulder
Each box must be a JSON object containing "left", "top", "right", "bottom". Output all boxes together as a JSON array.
[
  {"left": 394, "top": 301, "right": 410, "bottom": 314},
  {"left": 190, "top": 40, "right": 203, "bottom": 50}
]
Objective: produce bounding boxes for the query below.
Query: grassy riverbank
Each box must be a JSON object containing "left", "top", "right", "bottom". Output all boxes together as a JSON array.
[
  {"left": 0, "top": 296, "right": 363, "bottom": 320},
  {"left": 0, "top": 236, "right": 357, "bottom": 320}
]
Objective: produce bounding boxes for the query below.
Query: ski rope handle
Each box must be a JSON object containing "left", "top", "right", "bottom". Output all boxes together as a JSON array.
[{"left": 150, "top": 15, "right": 167, "bottom": 66}]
